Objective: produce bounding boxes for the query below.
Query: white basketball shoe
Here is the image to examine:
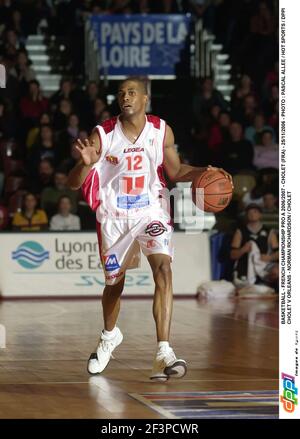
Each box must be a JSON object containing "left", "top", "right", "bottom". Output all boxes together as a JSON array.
[
  {"left": 150, "top": 345, "right": 187, "bottom": 382},
  {"left": 87, "top": 327, "right": 123, "bottom": 375}
]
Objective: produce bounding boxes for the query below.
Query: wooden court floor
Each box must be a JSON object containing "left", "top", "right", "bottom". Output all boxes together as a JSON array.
[{"left": 0, "top": 297, "right": 279, "bottom": 419}]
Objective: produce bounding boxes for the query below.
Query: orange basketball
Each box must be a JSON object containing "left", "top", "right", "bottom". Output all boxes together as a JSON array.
[{"left": 191, "top": 170, "right": 233, "bottom": 213}]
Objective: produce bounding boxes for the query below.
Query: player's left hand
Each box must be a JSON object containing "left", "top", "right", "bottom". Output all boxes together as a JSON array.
[{"left": 206, "top": 165, "right": 234, "bottom": 189}]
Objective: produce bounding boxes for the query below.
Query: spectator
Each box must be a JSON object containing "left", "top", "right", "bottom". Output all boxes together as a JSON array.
[
  {"left": 59, "top": 130, "right": 86, "bottom": 174},
  {"left": 41, "top": 170, "right": 78, "bottom": 217},
  {"left": 245, "top": 112, "right": 275, "bottom": 145},
  {"left": 207, "top": 110, "right": 231, "bottom": 162},
  {"left": 253, "top": 129, "right": 279, "bottom": 170},
  {"left": 263, "top": 84, "right": 279, "bottom": 118},
  {"left": 50, "top": 78, "right": 75, "bottom": 111},
  {"left": 261, "top": 191, "right": 279, "bottom": 230},
  {"left": 0, "top": 28, "right": 24, "bottom": 66},
  {"left": 193, "top": 77, "right": 228, "bottom": 125},
  {"left": 11, "top": 50, "right": 35, "bottom": 93},
  {"left": 220, "top": 121, "right": 254, "bottom": 174},
  {"left": 262, "top": 192, "right": 278, "bottom": 214},
  {"left": 268, "top": 100, "right": 279, "bottom": 141},
  {"left": 12, "top": 192, "right": 48, "bottom": 231},
  {"left": 240, "top": 93, "right": 259, "bottom": 127},
  {"left": 57, "top": 113, "right": 80, "bottom": 161},
  {"left": 230, "top": 203, "right": 279, "bottom": 288},
  {"left": 28, "top": 124, "right": 57, "bottom": 174},
  {"left": 19, "top": 79, "right": 49, "bottom": 130},
  {"left": 231, "top": 74, "right": 256, "bottom": 112},
  {"left": 91, "top": 97, "right": 107, "bottom": 127},
  {"left": 0, "top": 98, "right": 15, "bottom": 139},
  {"left": 248, "top": 1, "right": 277, "bottom": 84},
  {"left": 28, "top": 158, "right": 54, "bottom": 194},
  {"left": 50, "top": 195, "right": 81, "bottom": 231},
  {"left": 52, "top": 98, "right": 72, "bottom": 131},
  {"left": 9, "top": 9, "right": 25, "bottom": 41},
  {"left": 26, "top": 112, "right": 51, "bottom": 149}
]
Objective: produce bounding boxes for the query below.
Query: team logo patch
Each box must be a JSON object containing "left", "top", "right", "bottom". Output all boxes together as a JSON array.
[
  {"left": 103, "top": 254, "right": 120, "bottom": 271},
  {"left": 145, "top": 221, "right": 167, "bottom": 237},
  {"left": 106, "top": 155, "right": 119, "bottom": 165}
]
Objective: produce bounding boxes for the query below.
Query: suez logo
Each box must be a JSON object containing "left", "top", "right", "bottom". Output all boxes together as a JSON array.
[
  {"left": 75, "top": 273, "right": 151, "bottom": 287},
  {"left": 280, "top": 373, "right": 298, "bottom": 413}
]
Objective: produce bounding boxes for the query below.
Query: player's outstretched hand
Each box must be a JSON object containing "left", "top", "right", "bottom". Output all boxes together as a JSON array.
[
  {"left": 74, "top": 138, "right": 101, "bottom": 166},
  {"left": 206, "top": 165, "right": 234, "bottom": 189}
]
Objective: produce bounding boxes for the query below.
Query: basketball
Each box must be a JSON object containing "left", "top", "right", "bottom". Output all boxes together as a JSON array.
[{"left": 191, "top": 170, "right": 233, "bottom": 213}]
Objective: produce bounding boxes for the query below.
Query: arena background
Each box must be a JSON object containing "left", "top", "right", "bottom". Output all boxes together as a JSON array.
[{"left": 0, "top": 0, "right": 279, "bottom": 421}]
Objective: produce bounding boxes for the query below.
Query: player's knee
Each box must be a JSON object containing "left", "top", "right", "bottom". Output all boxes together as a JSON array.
[
  {"left": 104, "top": 277, "right": 125, "bottom": 295},
  {"left": 153, "top": 262, "right": 172, "bottom": 286}
]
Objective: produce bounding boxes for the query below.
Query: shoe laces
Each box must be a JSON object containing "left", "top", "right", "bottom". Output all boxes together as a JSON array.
[
  {"left": 157, "top": 346, "right": 176, "bottom": 362},
  {"left": 100, "top": 339, "right": 115, "bottom": 353}
]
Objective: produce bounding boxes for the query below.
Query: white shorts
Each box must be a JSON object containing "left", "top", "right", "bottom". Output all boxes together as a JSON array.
[{"left": 96, "top": 212, "right": 174, "bottom": 285}]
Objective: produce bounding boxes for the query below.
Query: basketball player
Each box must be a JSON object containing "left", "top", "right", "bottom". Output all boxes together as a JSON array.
[{"left": 68, "top": 77, "right": 232, "bottom": 381}]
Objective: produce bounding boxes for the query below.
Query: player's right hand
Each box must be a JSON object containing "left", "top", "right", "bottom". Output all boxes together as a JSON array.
[{"left": 74, "top": 138, "right": 101, "bottom": 166}]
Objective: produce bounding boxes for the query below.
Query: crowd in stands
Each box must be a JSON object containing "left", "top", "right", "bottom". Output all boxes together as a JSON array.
[{"left": 0, "top": 0, "right": 279, "bottom": 235}]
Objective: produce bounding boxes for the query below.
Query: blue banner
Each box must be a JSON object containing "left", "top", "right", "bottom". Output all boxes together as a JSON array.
[{"left": 90, "top": 14, "right": 191, "bottom": 77}]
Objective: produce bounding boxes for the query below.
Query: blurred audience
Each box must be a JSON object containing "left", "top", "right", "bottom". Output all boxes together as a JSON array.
[
  {"left": 12, "top": 192, "right": 48, "bottom": 231},
  {"left": 230, "top": 203, "right": 279, "bottom": 289},
  {"left": 253, "top": 129, "right": 279, "bottom": 170},
  {"left": 50, "top": 195, "right": 81, "bottom": 231},
  {"left": 41, "top": 170, "right": 78, "bottom": 218}
]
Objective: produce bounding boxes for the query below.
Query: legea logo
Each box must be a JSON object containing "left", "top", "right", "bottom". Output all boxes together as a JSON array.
[
  {"left": 280, "top": 372, "right": 298, "bottom": 413},
  {"left": 12, "top": 241, "right": 50, "bottom": 269}
]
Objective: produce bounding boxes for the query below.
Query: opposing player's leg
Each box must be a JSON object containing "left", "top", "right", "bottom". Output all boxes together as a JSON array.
[
  {"left": 88, "top": 277, "right": 125, "bottom": 375},
  {"left": 147, "top": 253, "right": 187, "bottom": 381}
]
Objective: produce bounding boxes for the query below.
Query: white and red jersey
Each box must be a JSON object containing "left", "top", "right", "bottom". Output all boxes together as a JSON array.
[{"left": 82, "top": 114, "right": 168, "bottom": 221}]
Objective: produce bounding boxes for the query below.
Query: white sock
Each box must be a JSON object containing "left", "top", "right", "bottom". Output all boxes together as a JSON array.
[
  {"left": 158, "top": 341, "right": 170, "bottom": 351},
  {"left": 103, "top": 327, "right": 117, "bottom": 339}
]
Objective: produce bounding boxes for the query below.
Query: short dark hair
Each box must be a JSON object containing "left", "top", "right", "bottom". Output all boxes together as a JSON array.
[
  {"left": 261, "top": 129, "right": 274, "bottom": 137},
  {"left": 245, "top": 203, "right": 262, "bottom": 213},
  {"left": 118, "top": 76, "right": 148, "bottom": 95},
  {"left": 29, "top": 79, "right": 40, "bottom": 88},
  {"left": 58, "top": 195, "right": 71, "bottom": 204}
]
